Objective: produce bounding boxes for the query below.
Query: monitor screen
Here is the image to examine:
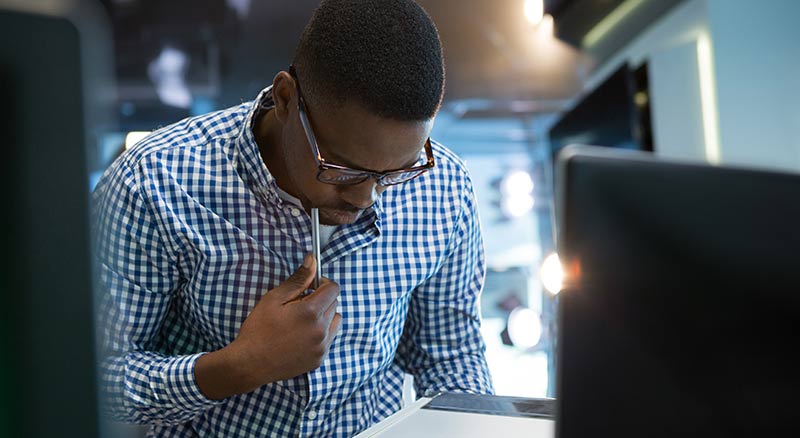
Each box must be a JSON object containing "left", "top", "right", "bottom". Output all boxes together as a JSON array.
[
  {"left": 1, "top": 10, "right": 98, "bottom": 437},
  {"left": 554, "top": 146, "right": 800, "bottom": 437}
]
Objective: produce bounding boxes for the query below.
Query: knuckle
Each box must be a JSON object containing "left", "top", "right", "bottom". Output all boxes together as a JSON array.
[
  {"left": 320, "top": 280, "right": 339, "bottom": 294},
  {"left": 298, "top": 304, "right": 316, "bottom": 320},
  {"left": 310, "top": 327, "right": 326, "bottom": 344},
  {"left": 333, "top": 317, "right": 343, "bottom": 333}
]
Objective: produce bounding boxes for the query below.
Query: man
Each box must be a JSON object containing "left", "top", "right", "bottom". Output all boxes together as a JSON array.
[{"left": 94, "top": 0, "right": 494, "bottom": 436}]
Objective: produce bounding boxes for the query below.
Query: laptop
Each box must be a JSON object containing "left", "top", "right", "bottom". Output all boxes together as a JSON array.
[
  {"left": 355, "top": 393, "right": 555, "bottom": 438},
  {"left": 554, "top": 146, "right": 800, "bottom": 437}
]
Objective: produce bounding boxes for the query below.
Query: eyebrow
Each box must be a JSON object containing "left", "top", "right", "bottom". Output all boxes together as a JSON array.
[{"left": 319, "top": 146, "right": 365, "bottom": 170}]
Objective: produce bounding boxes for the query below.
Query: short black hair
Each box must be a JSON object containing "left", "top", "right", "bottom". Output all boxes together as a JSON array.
[{"left": 292, "top": 0, "right": 445, "bottom": 121}]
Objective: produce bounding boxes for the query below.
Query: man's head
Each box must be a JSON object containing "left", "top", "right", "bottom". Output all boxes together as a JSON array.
[{"left": 266, "top": 0, "right": 444, "bottom": 225}]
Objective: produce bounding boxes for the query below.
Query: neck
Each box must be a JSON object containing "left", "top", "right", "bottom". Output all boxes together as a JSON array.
[{"left": 254, "top": 109, "right": 297, "bottom": 198}]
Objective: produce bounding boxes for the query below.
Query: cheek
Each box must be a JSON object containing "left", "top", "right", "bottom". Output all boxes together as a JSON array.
[
  {"left": 283, "top": 133, "right": 318, "bottom": 184},
  {"left": 306, "top": 183, "right": 343, "bottom": 208},
  {"left": 285, "top": 129, "right": 314, "bottom": 171}
]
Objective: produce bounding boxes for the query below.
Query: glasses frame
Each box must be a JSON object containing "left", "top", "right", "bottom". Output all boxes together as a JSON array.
[{"left": 289, "top": 66, "right": 435, "bottom": 187}]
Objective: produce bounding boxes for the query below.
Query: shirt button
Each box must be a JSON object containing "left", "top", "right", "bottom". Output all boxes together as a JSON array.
[
  {"left": 290, "top": 208, "right": 301, "bottom": 217},
  {"left": 307, "top": 410, "right": 318, "bottom": 420}
]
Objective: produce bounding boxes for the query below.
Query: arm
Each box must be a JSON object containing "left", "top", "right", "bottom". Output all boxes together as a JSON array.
[
  {"left": 94, "top": 158, "right": 343, "bottom": 424},
  {"left": 93, "top": 161, "right": 221, "bottom": 425},
  {"left": 394, "top": 177, "right": 494, "bottom": 397}
]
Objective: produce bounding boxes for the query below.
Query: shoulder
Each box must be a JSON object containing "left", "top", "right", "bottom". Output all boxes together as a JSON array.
[
  {"left": 430, "top": 139, "right": 469, "bottom": 177},
  {"left": 92, "top": 102, "right": 253, "bottom": 211},
  {"left": 423, "top": 139, "right": 476, "bottom": 196},
  {"left": 123, "top": 102, "right": 251, "bottom": 165},
  {"left": 381, "top": 139, "right": 476, "bottom": 218},
  {"left": 99, "top": 102, "right": 251, "bottom": 185}
]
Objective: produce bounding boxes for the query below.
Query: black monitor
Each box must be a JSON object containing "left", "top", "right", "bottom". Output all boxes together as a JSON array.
[
  {"left": 0, "top": 9, "right": 100, "bottom": 437},
  {"left": 554, "top": 146, "right": 800, "bottom": 437}
]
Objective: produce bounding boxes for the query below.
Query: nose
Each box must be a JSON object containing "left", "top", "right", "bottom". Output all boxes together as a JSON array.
[{"left": 339, "top": 179, "right": 385, "bottom": 210}]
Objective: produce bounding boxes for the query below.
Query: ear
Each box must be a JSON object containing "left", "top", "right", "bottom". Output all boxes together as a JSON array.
[{"left": 271, "top": 70, "right": 295, "bottom": 125}]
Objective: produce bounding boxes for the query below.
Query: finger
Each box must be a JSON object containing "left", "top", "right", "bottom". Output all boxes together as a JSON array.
[
  {"left": 328, "top": 313, "right": 342, "bottom": 340},
  {"left": 321, "top": 298, "right": 338, "bottom": 326},
  {"left": 277, "top": 254, "right": 316, "bottom": 303},
  {"left": 303, "top": 280, "right": 340, "bottom": 315}
]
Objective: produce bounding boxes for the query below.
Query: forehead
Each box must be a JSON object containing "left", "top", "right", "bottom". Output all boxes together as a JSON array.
[{"left": 304, "top": 97, "right": 433, "bottom": 172}]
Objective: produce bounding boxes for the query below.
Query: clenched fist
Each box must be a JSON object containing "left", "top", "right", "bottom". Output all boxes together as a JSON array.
[{"left": 196, "top": 255, "right": 342, "bottom": 400}]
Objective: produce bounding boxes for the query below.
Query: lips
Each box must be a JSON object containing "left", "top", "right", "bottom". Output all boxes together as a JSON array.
[{"left": 322, "top": 208, "right": 362, "bottom": 224}]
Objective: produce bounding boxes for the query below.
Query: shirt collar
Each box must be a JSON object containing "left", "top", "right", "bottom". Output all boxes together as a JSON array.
[{"left": 236, "top": 85, "right": 282, "bottom": 207}]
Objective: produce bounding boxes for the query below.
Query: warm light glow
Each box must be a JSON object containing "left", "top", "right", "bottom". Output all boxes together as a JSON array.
[
  {"left": 582, "top": 0, "right": 645, "bottom": 49},
  {"left": 634, "top": 91, "right": 648, "bottom": 107},
  {"left": 507, "top": 307, "right": 542, "bottom": 349},
  {"left": 536, "top": 14, "right": 554, "bottom": 37},
  {"left": 541, "top": 253, "right": 564, "bottom": 295},
  {"left": 125, "top": 131, "right": 150, "bottom": 150},
  {"left": 524, "top": 0, "right": 544, "bottom": 26},
  {"left": 697, "top": 33, "right": 721, "bottom": 164}
]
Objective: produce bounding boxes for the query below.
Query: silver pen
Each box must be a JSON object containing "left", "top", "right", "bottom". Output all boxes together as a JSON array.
[{"left": 311, "top": 208, "right": 322, "bottom": 289}]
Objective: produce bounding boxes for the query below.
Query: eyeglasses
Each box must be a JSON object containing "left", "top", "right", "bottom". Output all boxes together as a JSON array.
[{"left": 289, "top": 66, "right": 435, "bottom": 187}]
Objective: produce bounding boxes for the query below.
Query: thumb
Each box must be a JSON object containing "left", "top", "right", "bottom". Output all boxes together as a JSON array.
[{"left": 275, "top": 254, "right": 316, "bottom": 302}]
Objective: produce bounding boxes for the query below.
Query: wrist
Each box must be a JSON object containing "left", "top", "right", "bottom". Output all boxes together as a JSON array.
[
  {"left": 195, "top": 344, "right": 258, "bottom": 400},
  {"left": 225, "top": 340, "right": 267, "bottom": 391}
]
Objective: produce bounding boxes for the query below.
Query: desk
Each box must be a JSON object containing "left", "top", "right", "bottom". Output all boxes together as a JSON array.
[{"left": 354, "top": 395, "right": 555, "bottom": 438}]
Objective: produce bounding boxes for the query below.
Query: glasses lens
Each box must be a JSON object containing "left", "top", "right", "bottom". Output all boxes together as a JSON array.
[
  {"left": 318, "top": 168, "right": 370, "bottom": 185},
  {"left": 380, "top": 169, "right": 427, "bottom": 186}
]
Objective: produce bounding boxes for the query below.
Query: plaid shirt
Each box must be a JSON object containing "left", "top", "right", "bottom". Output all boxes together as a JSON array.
[{"left": 93, "top": 86, "right": 493, "bottom": 437}]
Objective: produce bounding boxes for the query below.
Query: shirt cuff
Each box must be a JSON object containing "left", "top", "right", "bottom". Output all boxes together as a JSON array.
[{"left": 150, "top": 353, "right": 224, "bottom": 413}]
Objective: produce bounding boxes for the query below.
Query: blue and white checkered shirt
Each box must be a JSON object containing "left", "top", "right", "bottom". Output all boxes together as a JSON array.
[{"left": 93, "top": 86, "right": 493, "bottom": 437}]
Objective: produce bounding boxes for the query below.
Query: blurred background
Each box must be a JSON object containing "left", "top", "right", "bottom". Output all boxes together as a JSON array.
[{"left": 1, "top": 0, "right": 799, "bottom": 436}]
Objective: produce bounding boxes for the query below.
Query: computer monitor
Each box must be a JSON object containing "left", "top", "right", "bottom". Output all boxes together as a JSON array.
[
  {"left": 0, "top": 9, "right": 100, "bottom": 437},
  {"left": 554, "top": 146, "right": 800, "bottom": 437}
]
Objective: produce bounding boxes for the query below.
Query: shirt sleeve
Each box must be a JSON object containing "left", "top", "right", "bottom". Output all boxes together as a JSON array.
[
  {"left": 93, "top": 157, "right": 223, "bottom": 425},
  {"left": 394, "top": 174, "right": 495, "bottom": 397}
]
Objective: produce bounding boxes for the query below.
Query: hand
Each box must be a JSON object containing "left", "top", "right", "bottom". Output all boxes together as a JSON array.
[
  {"left": 196, "top": 255, "right": 341, "bottom": 399},
  {"left": 234, "top": 254, "right": 342, "bottom": 382}
]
